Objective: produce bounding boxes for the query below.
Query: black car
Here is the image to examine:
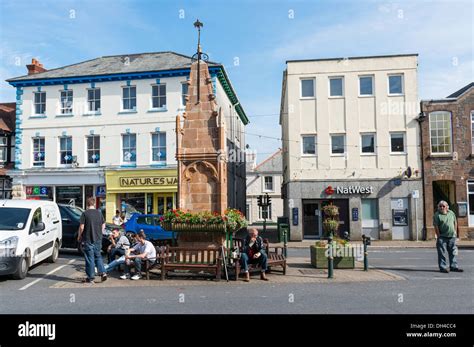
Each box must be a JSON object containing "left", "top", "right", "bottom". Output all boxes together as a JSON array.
[{"left": 58, "top": 204, "right": 110, "bottom": 253}]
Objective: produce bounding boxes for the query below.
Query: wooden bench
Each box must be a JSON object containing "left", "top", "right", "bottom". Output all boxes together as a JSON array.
[
  {"left": 142, "top": 240, "right": 173, "bottom": 280},
  {"left": 160, "top": 246, "right": 222, "bottom": 281},
  {"left": 231, "top": 238, "right": 287, "bottom": 281}
]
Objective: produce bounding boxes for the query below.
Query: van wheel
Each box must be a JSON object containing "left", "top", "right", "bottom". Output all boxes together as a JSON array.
[
  {"left": 12, "top": 252, "right": 29, "bottom": 280},
  {"left": 47, "top": 241, "right": 59, "bottom": 263}
]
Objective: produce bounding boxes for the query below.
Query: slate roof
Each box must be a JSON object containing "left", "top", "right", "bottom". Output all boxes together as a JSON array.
[
  {"left": 446, "top": 82, "right": 474, "bottom": 98},
  {"left": 7, "top": 51, "right": 220, "bottom": 82}
]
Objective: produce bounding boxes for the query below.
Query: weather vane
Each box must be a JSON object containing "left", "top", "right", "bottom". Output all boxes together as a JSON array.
[{"left": 192, "top": 19, "right": 209, "bottom": 102}]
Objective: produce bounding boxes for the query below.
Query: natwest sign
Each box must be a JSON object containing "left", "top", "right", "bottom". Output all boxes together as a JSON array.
[{"left": 325, "top": 185, "right": 374, "bottom": 195}]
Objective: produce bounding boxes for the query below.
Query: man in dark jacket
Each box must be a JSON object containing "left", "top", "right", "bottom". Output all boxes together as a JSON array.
[
  {"left": 78, "top": 197, "right": 107, "bottom": 284},
  {"left": 240, "top": 228, "right": 268, "bottom": 282}
]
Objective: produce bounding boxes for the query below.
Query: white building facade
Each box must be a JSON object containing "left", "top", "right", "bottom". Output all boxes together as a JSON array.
[
  {"left": 7, "top": 52, "right": 248, "bottom": 221},
  {"left": 246, "top": 150, "right": 284, "bottom": 226},
  {"left": 280, "top": 54, "right": 423, "bottom": 241}
]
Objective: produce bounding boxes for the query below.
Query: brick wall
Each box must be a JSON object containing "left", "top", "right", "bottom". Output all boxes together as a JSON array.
[{"left": 420, "top": 88, "right": 474, "bottom": 239}]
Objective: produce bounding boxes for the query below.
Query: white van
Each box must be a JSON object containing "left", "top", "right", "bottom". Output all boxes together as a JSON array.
[{"left": 0, "top": 200, "right": 62, "bottom": 279}]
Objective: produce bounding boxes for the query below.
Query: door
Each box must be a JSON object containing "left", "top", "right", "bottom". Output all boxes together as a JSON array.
[
  {"left": 391, "top": 198, "right": 410, "bottom": 240},
  {"left": 303, "top": 201, "right": 321, "bottom": 239},
  {"left": 42, "top": 204, "right": 60, "bottom": 256},
  {"left": 29, "top": 207, "right": 48, "bottom": 264},
  {"left": 153, "top": 193, "right": 175, "bottom": 215},
  {"left": 468, "top": 181, "right": 474, "bottom": 227}
]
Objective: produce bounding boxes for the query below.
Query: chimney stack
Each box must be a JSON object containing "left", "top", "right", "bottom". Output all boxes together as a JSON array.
[{"left": 26, "top": 58, "right": 46, "bottom": 75}]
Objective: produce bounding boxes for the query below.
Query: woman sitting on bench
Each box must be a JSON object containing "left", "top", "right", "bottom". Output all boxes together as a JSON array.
[{"left": 240, "top": 228, "right": 269, "bottom": 282}]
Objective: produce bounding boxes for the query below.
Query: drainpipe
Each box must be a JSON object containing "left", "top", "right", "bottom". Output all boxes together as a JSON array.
[{"left": 416, "top": 107, "right": 427, "bottom": 240}]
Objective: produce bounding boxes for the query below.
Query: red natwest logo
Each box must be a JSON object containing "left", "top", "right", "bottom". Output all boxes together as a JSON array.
[{"left": 325, "top": 186, "right": 335, "bottom": 195}]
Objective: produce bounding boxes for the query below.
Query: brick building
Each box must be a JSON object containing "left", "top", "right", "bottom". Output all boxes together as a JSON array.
[{"left": 419, "top": 83, "right": 474, "bottom": 239}]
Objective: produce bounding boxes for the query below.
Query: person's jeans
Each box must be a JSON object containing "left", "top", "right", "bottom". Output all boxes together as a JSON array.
[
  {"left": 436, "top": 237, "right": 458, "bottom": 270},
  {"left": 108, "top": 247, "right": 125, "bottom": 263},
  {"left": 240, "top": 251, "right": 268, "bottom": 272},
  {"left": 124, "top": 257, "right": 143, "bottom": 275},
  {"left": 104, "top": 257, "right": 125, "bottom": 273},
  {"left": 83, "top": 240, "right": 106, "bottom": 280}
]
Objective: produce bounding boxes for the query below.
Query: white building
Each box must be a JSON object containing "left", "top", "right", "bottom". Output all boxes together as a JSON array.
[
  {"left": 280, "top": 54, "right": 423, "bottom": 241},
  {"left": 246, "top": 150, "right": 284, "bottom": 226},
  {"left": 7, "top": 52, "right": 248, "bottom": 220}
]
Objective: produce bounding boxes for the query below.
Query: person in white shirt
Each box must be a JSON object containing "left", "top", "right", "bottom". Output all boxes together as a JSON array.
[
  {"left": 112, "top": 210, "right": 123, "bottom": 226},
  {"left": 120, "top": 230, "right": 156, "bottom": 280}
]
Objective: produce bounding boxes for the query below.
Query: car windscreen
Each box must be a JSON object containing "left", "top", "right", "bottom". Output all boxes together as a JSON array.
[{"left": 0, "top": 208, "right": 31, "bottom": 230}]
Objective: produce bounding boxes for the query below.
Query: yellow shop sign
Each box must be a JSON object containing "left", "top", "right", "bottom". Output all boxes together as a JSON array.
[{"left": 120, "top": 176, "right": 178, "bottom": 187}]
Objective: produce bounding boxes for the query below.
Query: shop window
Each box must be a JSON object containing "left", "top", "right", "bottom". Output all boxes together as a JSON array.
[
  {"left": 56, "top": 186, "right": 83, "bottom": 208},
  {"left": 362, "top": 199, "right": 378, "bottom": 220},
  {"left": 119, "top": 193, "right": 145, "bottom": 216}
]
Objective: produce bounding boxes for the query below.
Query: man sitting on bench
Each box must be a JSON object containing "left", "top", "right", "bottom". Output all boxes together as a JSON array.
[
  {"left": 240, "top": 228, "right": 269, "bottom": 282},
  {"left": 120, "top": 230, "right": 156, "bottom": 280}
]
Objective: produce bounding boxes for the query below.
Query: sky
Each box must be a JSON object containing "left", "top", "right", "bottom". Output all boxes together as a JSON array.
[{"left": 0, "top": 0, "right": 472, "bottom": 162}]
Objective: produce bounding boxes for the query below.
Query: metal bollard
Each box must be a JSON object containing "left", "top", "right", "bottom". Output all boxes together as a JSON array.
[
  {"left": 328, "top": 233, "right": 334, "bottom": 279},
  {"left": 362, "top": 234, "right": 371, "bottom": 271}
]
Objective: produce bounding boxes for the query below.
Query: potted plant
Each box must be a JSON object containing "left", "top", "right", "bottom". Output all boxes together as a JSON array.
[{"left": 310, "top": 204, "right": 355, "bottom": 269}]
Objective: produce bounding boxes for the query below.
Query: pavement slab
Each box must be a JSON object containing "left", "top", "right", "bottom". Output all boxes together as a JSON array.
[{"left": 50, "top": 256, "right": 404, "bottom": 289}]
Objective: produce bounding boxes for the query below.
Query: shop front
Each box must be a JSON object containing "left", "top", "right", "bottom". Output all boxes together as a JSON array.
[
  {"left": 285, "top": 178, "right": 424, "bottom": 241},
  {"left": 10, "top": 169, "right": 105, "bottom": 209},
  {"left": 105, "top": 168, "right": 178, "bottom": 223}
]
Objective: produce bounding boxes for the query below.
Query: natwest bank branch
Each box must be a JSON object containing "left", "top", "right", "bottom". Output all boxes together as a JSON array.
[
  {"left": 105, "top": 168, "right": 178, "bottom": 223},
  {"left": 287, "top": 178, "right": 424, "bottom": 241}
]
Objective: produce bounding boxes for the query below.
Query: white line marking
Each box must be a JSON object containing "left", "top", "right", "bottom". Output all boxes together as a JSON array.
[{"left": 19, "top": 259, "right": 75, "bottom": 291}]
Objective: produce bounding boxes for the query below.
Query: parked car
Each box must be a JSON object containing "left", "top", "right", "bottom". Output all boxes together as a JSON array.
[
  {"left": 0, "top": 200, "right": 62, "bottom": 279},
  {"left": 123, "top": 213, "right": 175, "bottom": 241},
  {"left": 58, "top": 204, "right": 110, "bottom": 253}
]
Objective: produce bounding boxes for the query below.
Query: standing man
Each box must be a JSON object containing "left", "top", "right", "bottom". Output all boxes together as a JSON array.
[
  {"left": 240, "top": 228, "right": 269, "bottom": 282},
  {"left": 433, "top": 200, "right": 463, "bottom": 273},
  {"left": 78, "top": 197, "right": 107, "bottom": 283}
]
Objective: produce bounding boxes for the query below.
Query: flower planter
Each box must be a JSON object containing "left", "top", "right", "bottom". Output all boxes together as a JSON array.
[
  {"left": 310, "top": 245, "right": 355, "bottom": 269},
  {"left": 163, "top": 222, "right": 226, "bottom": 233},
  {"left": 161, "top": 222, "right": 227, "bottom": 246}
]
